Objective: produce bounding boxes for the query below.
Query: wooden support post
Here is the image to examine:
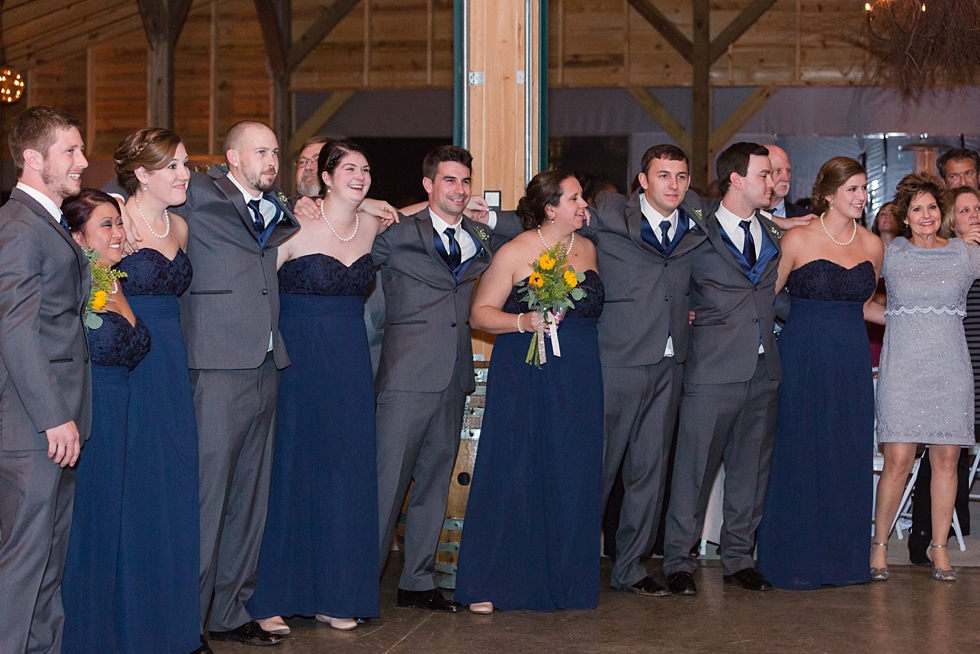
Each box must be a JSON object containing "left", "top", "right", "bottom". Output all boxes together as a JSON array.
[
  {"left": 209, "top": 0, "right": 219, "bottom": 155},
  {"left": 136, "top": 0, "right": 193, "bottom": 129},
  {"left": 467, "top": 0, "right": 542, "bottom": 209},
  {"left": 690, "top": 0, "right": 711, "bottom": 191}
]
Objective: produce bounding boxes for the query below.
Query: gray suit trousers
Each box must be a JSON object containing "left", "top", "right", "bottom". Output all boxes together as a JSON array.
[
  {"left": 0, "top": 452, "right": 75, "bottom": 654},
  {"left": 192, "top": 358, "right": 279, "bottom": 632},
  {"left": 663, "top": 355, "right": 779, "bottom": 577},
  {"left": 376, "top": 365, "right": 466, "bottom": 591},
  {"left": 601, "top": 358, "right": 683, "bottom": 588}
]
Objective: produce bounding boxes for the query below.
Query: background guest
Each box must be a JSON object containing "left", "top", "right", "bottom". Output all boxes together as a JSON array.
[
  {"left": 293, "top": 135, "right": 333, "bottom": 201},
  {"left": 937, "top": 147, "right": 980, "bottom": 191},
  {"left": 112, "top": 128, "right": 204, "bottom": 653},
  {"left": 764, "top": 145, "right": 815, "bottom": 230},
  {"left": 62, "top": 190, "right": 151, "bottom": 654},
  {"left": 248, "top": 140, "right": 391, "bottom": 633},
  {"left": 867, "top": 202, "right": 898, "bottom": 366},
  {"left": 757, "top": 157, "right": 883, "bottom": 590},
  {"left": 872, "top": 174, "right": 980, "bottom": 583},
  {"left": 455, "top": 170, "right": 604, "bottom": 613}
]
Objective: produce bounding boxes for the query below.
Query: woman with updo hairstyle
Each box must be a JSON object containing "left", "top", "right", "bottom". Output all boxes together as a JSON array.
[
  {"left": 110, "top": 128, "right": 204, "bottom": 653},
  {"left": 871, "top": 173, "right": 980, "bottom": 584},
  {"left": 247, "top": 139, "right": 390, "bottom": 633},
  {"left": 454, "top": 170, "right": 605, "bottom": 613},
  {"left": 60, "top": 190, "right": 151, "bottom": 653},
  {"left": 756, "top": 156, "right": 883, "bottom": 590}
]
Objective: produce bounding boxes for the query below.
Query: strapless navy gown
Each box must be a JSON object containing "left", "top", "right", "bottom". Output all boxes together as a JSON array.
[
  {"left": 455, "top": 271, "right": 605, "bottom": 611},
  {"left": 757, "top": 259, "right": 877, "bottom": 590},
  {"left": 248, "top": 253, "right": 380, "bottom": 620},
  {"left": 62, "top": 311, "right": 150, "bottom": 654},
  {"left": 114, "top": 249, "right": 201, "bottom": 652}
]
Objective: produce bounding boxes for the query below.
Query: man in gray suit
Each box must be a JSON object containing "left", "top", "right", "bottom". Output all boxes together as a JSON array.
[
  {"left": 116, "top": 121, "right": 299, "bottom": 646},
  {"left": 0, "top": 106, "right": 91, "bottom": 654},
  {"left": 663, "top": 142, "right": 782, "bottom": 596},
  {"left": 374, "top": 145, "right": 520, "bottom": 611},
  {"left": 584, "top": 144, "right": 707, "bottom": 597}
]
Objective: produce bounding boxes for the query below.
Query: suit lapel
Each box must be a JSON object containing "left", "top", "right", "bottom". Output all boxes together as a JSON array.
[
  {"left": 755, "top": 211, "right": 782, "bottom": 276},
  {"left": 457, "top": 218, "right": 491, "bottom": 284},
  {"left": 705, "top": 210, "right": 751, "bottom": 279},
  {"left": 414, "top": 210, "right": 455, "bottom": 276},
  {"left": 262, "top": 192, "right": 300, "bottom": 250},
  {"left": 10, "top": 189, "right": 89, "bottom": 300},
  {"left": 213, "top": 172, "right": 261, "bottom": 238},
  {"left": 624, "top": 193, "right": 660, "bottom": 256}
]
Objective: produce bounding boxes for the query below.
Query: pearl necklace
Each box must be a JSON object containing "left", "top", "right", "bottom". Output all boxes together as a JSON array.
[
  {"left": 320, "top": 201, "right": 359, "bottom": 242},
  {"left": 110, "top": 279, "right": 119, "bottom": 295},
  {"left": 820, "top": 213, "right": 857, "bottom": 246},
  {"left": 537, "top": 227, "right": 574, "bottom": 256},
  {"left": 134, "top": 195, "right": 171, "bottom": 239}
]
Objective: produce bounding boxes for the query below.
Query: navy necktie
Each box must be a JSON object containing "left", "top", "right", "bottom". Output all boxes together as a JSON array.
[
  {"left": 59, "top": 214, "right": 71, "bottom": 235},
  {"left": 445, "top": 227, "right": 462, "bottom": 270},
  {"left": 739, "top": 219, "right": 757, "bottom": 268},
  {"left": 247, "top": 199, "right": 265, "bottom": 235},
  {"left": 659, "top": 220, "right": 671, "bottom": 251}
]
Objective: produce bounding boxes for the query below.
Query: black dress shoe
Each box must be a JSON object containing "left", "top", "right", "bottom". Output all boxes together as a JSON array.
[
  {"left": 723, "top": 568, "right": 773, "bottom": 591},
  {"left": 208, "top": 620, "right": 283, "bottom": 646},
  {"left": 619, "top": 575, "right": 670, "bottom": 597},
  {"left": 666, "top": 571, "right": 697, "bottom": 596},
  {"left": 397, "top": 588, "right": 462, "bottom": 612},
  {"left": 190, "top": 635, "right": 212, "bottom": 654}
]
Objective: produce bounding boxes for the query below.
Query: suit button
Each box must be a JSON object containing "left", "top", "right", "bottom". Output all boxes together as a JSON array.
[
  {"left": 262, "top": 289, "right": 269, "bottom": 295},
  {"left": 664, "top": 297, "right": 669, "bottom": 301},
  {"left": 451, "top": 322, "right": 457, "bottom": 327},
  {"left": 261, "top": 251, "right": 265, "bottom": 258},
  {"left": 753, "top": 318, "right": 759, "bottom": 323},
  {"left": 84, "top": 356, "right": 89, "bottom": 364}
]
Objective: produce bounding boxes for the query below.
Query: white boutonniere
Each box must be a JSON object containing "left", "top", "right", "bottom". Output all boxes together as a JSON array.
[
  {"left": 473, "top": 225, "right": 490, "bottom": 242},
  {"left": 691, "top": 208, "right": 703, "bottom": 221},
  {"left": 767, "top": 223, "right": 783, "bottom": 240},
  {"left": 275, "top": 190, "right": 289, "bottom": 206}
]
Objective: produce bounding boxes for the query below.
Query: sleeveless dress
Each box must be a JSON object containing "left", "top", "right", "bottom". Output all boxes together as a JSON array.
[
  {"left": 62, "top": 311, "right": 150, "bottom": 654},
  {"left": 247, "top": 253, "right": 381, "bottom": 620},
  {"left": 455, "top": 271, "right": 605, "bottom": 611},
  {"left": 114, "top": 248, "right": 202, "bottom": 653},
  {"left": 756, "top": 259, "right": 876, "bottom": 590},
  {"left": 877, "top": 238, "right": 980, "bottom": 445}
]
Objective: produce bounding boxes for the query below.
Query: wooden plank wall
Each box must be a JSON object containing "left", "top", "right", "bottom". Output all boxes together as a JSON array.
[{"left": 2, "top": 0, "right": 870, "bottom": 164}]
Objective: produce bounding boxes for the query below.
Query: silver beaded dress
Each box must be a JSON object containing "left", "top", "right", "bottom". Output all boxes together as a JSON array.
[{"left": 877, "top": 237, "right": 980, "bottom": 445}]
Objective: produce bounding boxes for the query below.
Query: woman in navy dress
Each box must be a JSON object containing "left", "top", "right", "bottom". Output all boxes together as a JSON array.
[
  {"left": 248, "top": 140, "right": 392, "bottom": 634},
  {"left": 62, "top": 190, "right": 151, "bottom": 654},
  {"left": 112, "top": 129, "right": 204, "bottom": 652},
  {"left": 455, "top": 171, "right": 604, "bottom": 613},
  {"left": 756, "top": 157, "right": 884, "bottom": 590}
]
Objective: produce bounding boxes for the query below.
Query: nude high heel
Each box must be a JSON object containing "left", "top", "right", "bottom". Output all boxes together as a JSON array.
[{"left": 870, "top": 541, "right": 889, "bottom": 581}]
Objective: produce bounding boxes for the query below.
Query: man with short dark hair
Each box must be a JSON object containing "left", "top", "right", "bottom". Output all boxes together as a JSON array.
[
  {"left": 374, "top": 145, "right": 519, "bottom": 612},
  {"left": 938, "top": 147, "right": 980, "bottom": 190},
  {"left": 583, "top": 144, "right": 707, "bottom": 597},
  {"left": 663, "top": 142, "right": 782, "bottom": 596},
  {"left": 0, "top": 106, "right": 91, "bottom": 654}
]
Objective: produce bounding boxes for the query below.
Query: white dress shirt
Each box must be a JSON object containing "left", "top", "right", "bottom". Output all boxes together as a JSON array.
[
  {"left": 714, "top": 201, "right": 765, "bottom": 354},
  {"left": 429, "top": 209, "right": 477, "bottom": 263},
  {"left": 770, "top": 198, "right": 787, "bottom": 218},
  {"left": 16, "top": 182, "right": 63, "bottom": 223},
  {"left": 640, "top": 195, "right": 678, "bottom": 358}
]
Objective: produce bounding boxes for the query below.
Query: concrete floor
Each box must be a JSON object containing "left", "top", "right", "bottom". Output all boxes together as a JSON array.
[{"left": 209, "top": 553, "right": 980, "bottom": 654}]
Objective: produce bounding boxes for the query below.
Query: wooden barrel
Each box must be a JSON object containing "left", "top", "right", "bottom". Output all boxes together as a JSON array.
[{"left": 395, "top": 359, "right": 488, "bottom": 589}]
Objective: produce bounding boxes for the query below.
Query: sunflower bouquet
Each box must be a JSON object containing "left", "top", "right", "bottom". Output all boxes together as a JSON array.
[
  {"left": 83, "top": 248, "right": 126, "bottom": 329},
  {"left": 516, "top": 242, "right": 586, "bottom": 367}
]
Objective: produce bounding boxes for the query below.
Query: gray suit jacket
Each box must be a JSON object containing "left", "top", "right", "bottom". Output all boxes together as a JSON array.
[
  {"left": 584, "top": 191, "right": 708, "bottom": 367},
  {"left": 0, "top": 188, "right": 92, "bottom": 451},
  {"left": 107, "top": 168, "right": 300, "bottom": 370},
  {"left": 681, "top": 195, "right": 782, "bottom": 385},
  {"left": 372, "top": 208, "right": 519, "bottom": 394}
]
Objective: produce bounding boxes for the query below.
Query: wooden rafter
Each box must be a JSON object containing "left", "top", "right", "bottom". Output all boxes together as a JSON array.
[
  {"left": 708, "top": 0, "right": 778, "bottom": 64},
  {"left": 289, "top": 91, "right": 354, "bottom": 153},
  {"left": 626, "top": 0, "right": 692, "bottom": 63},
  {"left": 709, "top": 85, "right": 777, "bottom": 153},
  {"left": 7, "top": 13, "right": 145, "bottom": 70},
  {"left": 286, "top": 0, "right": 362, "bottom": 72},
  {"left": 627, "top": 87, "right": 691, "bottom": 153}
]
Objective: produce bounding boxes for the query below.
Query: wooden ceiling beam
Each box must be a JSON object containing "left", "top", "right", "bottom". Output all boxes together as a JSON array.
[
  {"left": 253, "top": 0, "right": 289, "bottom": 78},
  {"left": 708, "top": 0, "right": 779, "bottom": 64},
  {"left": 7, "top": 14, "right": 145, "bottom": 70},
  {"left": 4, "top": 0, "right": 132, "bottom": 41},
  {"left": 709, "top": 85, "right": 777, "bottom": 153},
  {"left": 286, "top": 0, "right": 361, "bottom": 72},
  {"left": 289, "top": 90, "right": 354, "bottom": 154},
  {"left": 628, "top": 87, "right": 692, "bottom": 153},
  {"left": 626, "top": 0, "right": 692, "bottom": 64},
  {"left": 5, "top": 4, "right": 139, "bottom": 63},
  {"left": 4, "top": 0, "right": 129, "bottom": 29}
]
